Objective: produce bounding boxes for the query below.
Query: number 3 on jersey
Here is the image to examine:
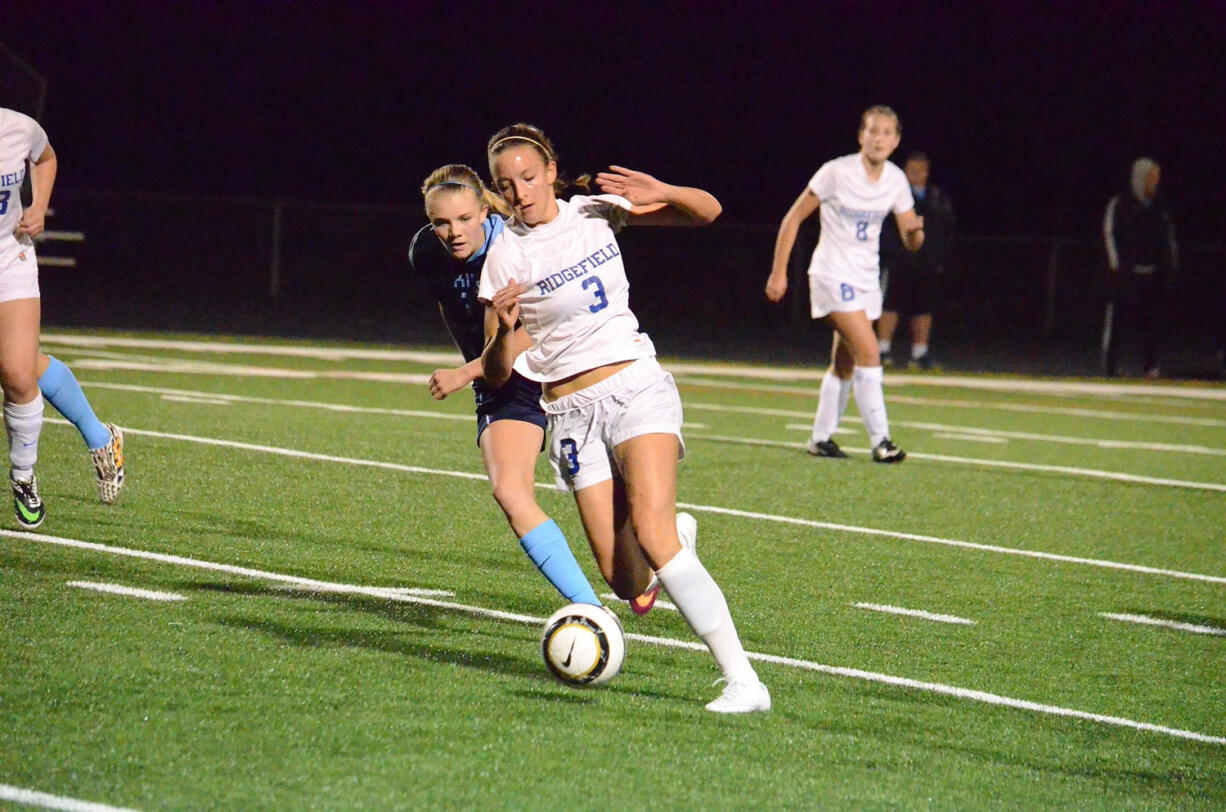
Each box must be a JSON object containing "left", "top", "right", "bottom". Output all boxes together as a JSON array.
[{"left": 582, "top": 276, "right": 608, "bottom": 313}]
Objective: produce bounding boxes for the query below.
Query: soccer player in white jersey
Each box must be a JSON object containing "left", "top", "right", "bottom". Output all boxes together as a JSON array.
[
  {"left": 478, "top": 123, "right": 769, "bottom": 713},
  {"left": 765, "top": 105, "right": 924, "bottom": 462},
  {"left": 0, "top": 110, "right": 124, "bottom": 525},
  {"left": 0, "top": 107, "right": 57, "bottom": 527}
]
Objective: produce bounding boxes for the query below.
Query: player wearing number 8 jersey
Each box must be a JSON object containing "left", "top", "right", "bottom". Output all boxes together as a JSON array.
[
  {"left": 766, "top": 105, "right": 924, "bottom": 462},
  {"left": 479, "top": 123, "right": 769, "bottom": 713}
]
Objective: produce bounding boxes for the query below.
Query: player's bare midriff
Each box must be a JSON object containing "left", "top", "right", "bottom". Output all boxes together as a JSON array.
[{"left": 542, "top": 359, "right": 635, "bottom": 401}]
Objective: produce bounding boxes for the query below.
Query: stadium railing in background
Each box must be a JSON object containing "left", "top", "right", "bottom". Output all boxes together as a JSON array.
[{"left": 43, "top": 190, "right": 1225, "bottom": 375}]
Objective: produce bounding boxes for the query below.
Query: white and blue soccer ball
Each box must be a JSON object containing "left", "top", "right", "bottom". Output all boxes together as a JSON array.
[{"left": 540, "top": 603, "right": 626, "bottom": 686}]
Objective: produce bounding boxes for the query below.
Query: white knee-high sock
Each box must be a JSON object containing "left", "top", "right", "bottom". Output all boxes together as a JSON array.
[
  {"left": 852, "top": 365, "right": 890, "bottom": 446},
  {"left": 6, "top": 394, "right": 44, "bottom": 480},
  {"left": 811, "top": 370, "right": 852, "bottom": 443},
  {"left": 655, "top": 548, "right": 757, "bottom": 682}
]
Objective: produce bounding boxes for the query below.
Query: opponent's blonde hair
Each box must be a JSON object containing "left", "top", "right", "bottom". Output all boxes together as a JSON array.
[
  {"left": 486, "top": 123, "right": 589, "bottom": 195},
  {"left": 420, "top": 163, "right": 510, "bottom": 216}
]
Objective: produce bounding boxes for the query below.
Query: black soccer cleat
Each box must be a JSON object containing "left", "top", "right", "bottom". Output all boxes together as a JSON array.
[
  {"left": 806, "top": 438, "right": 849, "bottom": 458},
  {"left": 11, "top": 474, "right": 46, "bottom": 529},
  {"left": 871, "top": 438, "right": 906, "bottom": 464}
]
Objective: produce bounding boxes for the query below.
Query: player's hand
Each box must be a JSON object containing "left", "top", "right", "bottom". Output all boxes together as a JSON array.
[
  {"left": 905, "top": 215, "right": 925, "bottom": 236},
  {"left": 765, "top": 273, "right": 788, "bottom": 302},
  {"left": 491, "top": 279, "right": 529, "bottom": 333},
  {"left": 15, "top": 207, "right": 46, "bottom": 238},
  {"left": 428, "top": 367, "right": 468, "bottom": 400},
  {"left": 595, "top": 166, "right": 667, "bottom": 206}
]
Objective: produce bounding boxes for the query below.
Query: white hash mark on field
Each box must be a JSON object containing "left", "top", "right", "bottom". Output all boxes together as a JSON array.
[
  {"left": 3, "top": 530, "right": 1223, "bottom": 746},
  {"left": 853, "top": 602, "right": 977, "bottom": 626},
  {"left": 0, "top": 782, "right": 144, "bottom": 811},
  {"left": 66, "top": 581, "right": 187, "bottom": 602},
  {"left": 1099, "top": 613, "right": 1226, "bottom": 637}
]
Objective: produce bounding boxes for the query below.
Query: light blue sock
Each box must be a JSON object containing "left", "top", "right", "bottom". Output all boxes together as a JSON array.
[
  {"left": 519, "top": 519, "right": 601, "bottom": 605},
  {"left": 39, "top": 356, "right": 111, "bottom": 449}
]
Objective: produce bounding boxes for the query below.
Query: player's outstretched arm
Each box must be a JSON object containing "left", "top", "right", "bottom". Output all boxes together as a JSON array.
[
  {"left": 766, "top": 189, "right": 820, "bottom": 302},
  {"left": 595, "top": 166, "right": 721, "bottom": 226}
]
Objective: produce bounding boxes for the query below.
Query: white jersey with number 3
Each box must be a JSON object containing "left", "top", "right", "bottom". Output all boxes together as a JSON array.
[
  {"left": 478, "top": 194, "right": 656, "bottom": 383},
  {"left": 808, "top": 153, "right": 914, "bottom": 290},
  {"left": 0, "top": 108, "right": 49, "bottom": 264}
]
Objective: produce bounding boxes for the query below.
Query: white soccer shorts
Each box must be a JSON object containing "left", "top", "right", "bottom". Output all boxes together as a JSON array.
[
  {"left": 809, "top": 274, "right": 882, "bottom": 321},
  {"left": 0, "top": 246, "right": 40, "bottom": 303},
  {"left": 543, "top": 356, "right": 685, "bottom": 492}
]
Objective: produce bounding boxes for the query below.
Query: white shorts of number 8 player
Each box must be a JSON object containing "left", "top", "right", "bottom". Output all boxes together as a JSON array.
[
  {"left": 544, "top": 357, "right": 685, "bottom": 492},
  {"left": 808, "top": 275, "right": 883, "bottom": 321}
]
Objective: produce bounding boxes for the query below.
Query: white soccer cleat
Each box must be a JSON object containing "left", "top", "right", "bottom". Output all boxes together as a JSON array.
[
  {"left": 705, "top": 677, "right": 771, "bottom": 714},
  {"left": 90, "top": 423, "right": 125, "bottom": 504},
  {"left": 676, "top": 511, "right": 698, "bottom": 556}
]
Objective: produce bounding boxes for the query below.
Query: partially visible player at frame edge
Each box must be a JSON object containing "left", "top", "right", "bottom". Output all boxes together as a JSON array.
[
  {"left": 0, "top": 108, "right": 124, "bottom": 529},
  {"left": 409, "top": 163, "right": 606, "bottom": 610},
  {"left": 765, "top": 105, "right": 923, "bottom": 462},
  {"left": 479, "top": 124, "right": 770, "bottom": 713}
]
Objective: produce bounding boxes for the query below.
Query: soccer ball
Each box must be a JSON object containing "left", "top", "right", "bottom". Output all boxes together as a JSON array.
[{"left": 540, "top": 603, "right": 626, "bottom": 686}]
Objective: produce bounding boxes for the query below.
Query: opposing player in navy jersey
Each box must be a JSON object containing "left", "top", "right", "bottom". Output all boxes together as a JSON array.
[
  {"left": 480, "top": 124, "right": 769, "bottom": 713},
  {"left": 766, "top": 105, "right": 924, "bottom": 463},
  {"left": 409, "top": 163, "right": 602, "bottom": 609}
]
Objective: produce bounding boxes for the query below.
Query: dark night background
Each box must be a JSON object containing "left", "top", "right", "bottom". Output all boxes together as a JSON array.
[{"left": 3, "top": 1, "right": 1225, "bottom": 369}]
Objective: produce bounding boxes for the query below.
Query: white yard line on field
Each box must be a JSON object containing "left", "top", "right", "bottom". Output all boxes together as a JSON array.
[
  {"left": 1099, "top": 613, "right": 1226, "bottom": 637},
  {"left": 66, "top": 581, "right": 187, "bottom": 601},
  {"left": 3, "top": 530, "right": 1222, "bottom": 746},
  {"left": 689, "top": 432, "right": 1226, "bottom": 493},
  {"left": 931, "top": 433, "right": 1009, "bottom": 444},
  {"left": 0, "top": 783, "right": 142, "bottom": 812},
  {"left": 68, "top": 359, "right": 432, "bottom": 385},
  {"left": 771, "top": 415, "right": 1226, "bottom": 456},
  {"left": 70, "top": 383, "right": 705, "bottom": 430},
  {"left": 43, "top": 333, "right": 1226, "bottom": 402},
  {"left": 853, "top": 602, "right": 977, "bottom": 625},
  {"left": 80, "top": 382, "right": 474, "bottom": 423},
  {"left": 53, "top": 421, "right": 1224, "bottom": 585},
  {"left": 678, "top": 378, "right": 1226, "bottom": 427}
]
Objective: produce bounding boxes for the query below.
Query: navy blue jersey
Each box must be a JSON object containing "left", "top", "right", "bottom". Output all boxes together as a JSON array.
[{"left": 408, "top": 215, "right": 508, "bottom": 407}]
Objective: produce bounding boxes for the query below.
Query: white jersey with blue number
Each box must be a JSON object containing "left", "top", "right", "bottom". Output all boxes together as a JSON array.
[
  {"left": 807, "top": 153, "right": 914, "bottom": 290},
  {"left": 477, "top": 194, "right": 656, "bottom": 383},
  {"left": 0, "top": 108, "right": 49, "bottom": 263}
]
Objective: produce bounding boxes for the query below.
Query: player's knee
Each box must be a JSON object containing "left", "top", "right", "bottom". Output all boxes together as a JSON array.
[
  {"left": 0, "top": 371, "right": 38, "bottom": 404},
  {"left": 489, "top": 477, "right": 536, "bottom": 519}
]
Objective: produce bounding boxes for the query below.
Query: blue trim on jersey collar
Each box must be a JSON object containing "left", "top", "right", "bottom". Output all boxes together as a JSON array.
[
  {"left": 467, "top": 215, "right": 505, "bottom": 263},
  {"left": 912, "top": 186, "right": 927, "bottom": 201}
]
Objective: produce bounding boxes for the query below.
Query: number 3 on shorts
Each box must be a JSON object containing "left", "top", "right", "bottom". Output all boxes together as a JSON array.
[{"left": 559, "top": 439, "right": 580, "bottom": 476}]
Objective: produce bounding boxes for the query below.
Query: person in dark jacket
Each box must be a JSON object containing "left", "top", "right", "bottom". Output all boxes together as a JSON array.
[
  {"left": 1101, "top": 157, "right": 1178, "bottom": 378},
  {"left": 876, "top": 151, "right": 954, "bottom": 370}
]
